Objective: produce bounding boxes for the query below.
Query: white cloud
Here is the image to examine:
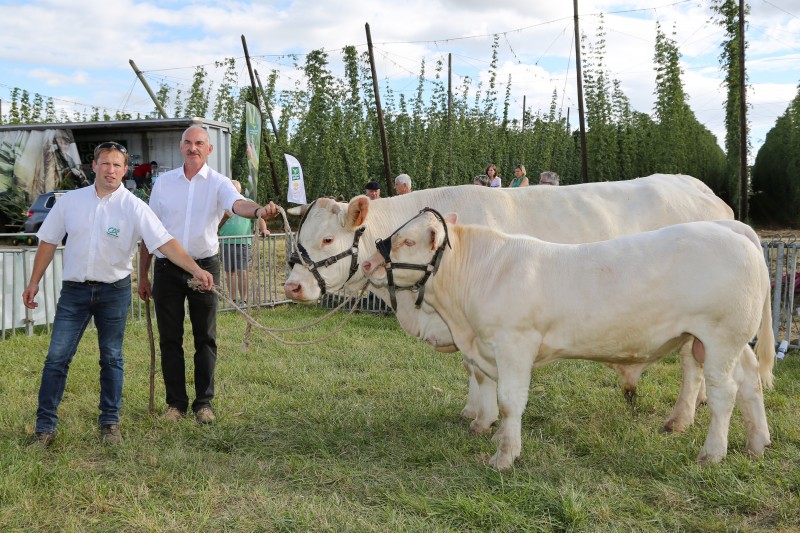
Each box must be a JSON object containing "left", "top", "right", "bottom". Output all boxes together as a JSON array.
[{"left": 27, "top": 69, "right": 90, "bottom": 87}]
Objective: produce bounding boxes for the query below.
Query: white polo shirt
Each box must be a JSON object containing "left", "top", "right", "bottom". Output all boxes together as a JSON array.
[
  {"left": 37, "top": 184, "right": 173, "bottom": 283},
  {"left": 149, "top": 163, "right": 244, "bottom": 260}
]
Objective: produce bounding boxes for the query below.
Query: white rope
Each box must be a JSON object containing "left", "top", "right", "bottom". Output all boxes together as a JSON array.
[{"left": 188, "top": 278, "right": 369, "bottom": 346}]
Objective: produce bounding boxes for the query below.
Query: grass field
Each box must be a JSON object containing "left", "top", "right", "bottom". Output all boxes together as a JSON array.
[{"left": 1, "top": 305, "right": 799, "bottom": 532}]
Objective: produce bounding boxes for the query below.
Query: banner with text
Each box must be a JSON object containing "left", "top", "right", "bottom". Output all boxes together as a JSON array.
[
  {"left": 244, "top": 102, "right": 261, "bottom": 202},
  {"left": 284, "top": 152, "right": 307, "bottom": 205}
]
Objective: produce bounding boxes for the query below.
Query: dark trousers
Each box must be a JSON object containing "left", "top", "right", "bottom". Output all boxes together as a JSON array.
[{"left": 153, "top": 256, "right": 220, "bottom": 413}]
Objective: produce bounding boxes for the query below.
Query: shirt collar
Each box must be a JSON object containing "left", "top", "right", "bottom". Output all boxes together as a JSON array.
[
  {"left": 92, "top": 183, "right": 127, "bottom": 201},
  {"left": 182, "top": 163, "right": 210, "bottom": 180}
]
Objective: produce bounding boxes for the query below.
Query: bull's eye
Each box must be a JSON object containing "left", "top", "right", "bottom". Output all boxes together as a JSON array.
[
  {"left": 322, "top": 237, "right": 334, "bottom": 246},
  {"left": 404, "top": 239, "right": 415, "bottom": 247}
]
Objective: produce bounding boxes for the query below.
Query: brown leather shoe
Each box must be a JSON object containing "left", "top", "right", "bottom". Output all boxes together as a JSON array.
[
  {"left": 164, "top": 407, "right": 185, "bottom": 422},
  {"left": 33, "top": 431, "right": 56, "bottom": 448},
  {"left": 100, "top": 424, "right": 121, "bottom": 444},
  {"left": 195, "top": 407, "right": 216, "bottom": 425}
]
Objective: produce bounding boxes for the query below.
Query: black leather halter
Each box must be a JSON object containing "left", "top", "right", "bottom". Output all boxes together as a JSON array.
[
  {"left": 287, "top": 198, "right": 365, "bottom": 296},
  {"left": 374, "top": 207, "right": 451, "bottom": 310}
]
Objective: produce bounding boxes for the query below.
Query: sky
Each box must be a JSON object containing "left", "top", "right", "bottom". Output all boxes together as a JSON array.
[{"left": 2, "top": 0, "right": 800, "bottom": 162}]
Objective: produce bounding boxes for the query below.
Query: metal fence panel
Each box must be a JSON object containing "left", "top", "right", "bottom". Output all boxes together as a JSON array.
[
  {"left": 2, "top": 236, "right": 798, "bottom": 352},
  {"left": 0, "top": 232, "right": 294, "bottom": 337}
]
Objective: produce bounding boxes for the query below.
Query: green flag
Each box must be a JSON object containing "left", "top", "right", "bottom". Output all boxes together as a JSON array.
[{"left": 244, "top": 102, "right": 261, "bottom": 202}]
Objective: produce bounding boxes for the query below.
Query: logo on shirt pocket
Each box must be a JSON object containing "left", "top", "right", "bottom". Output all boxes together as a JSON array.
[{"left": 106, "top": 227, "right": 120, "bottom": 238}]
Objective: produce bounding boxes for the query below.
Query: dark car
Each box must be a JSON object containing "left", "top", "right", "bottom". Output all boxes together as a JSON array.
[{"left": 23, "top": 190, "right": 69, "bottom": 239}]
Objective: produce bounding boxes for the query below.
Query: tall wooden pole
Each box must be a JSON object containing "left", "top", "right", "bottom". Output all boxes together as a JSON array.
[
  {"left": 448, "top": 53, "right": 453, "bottom": 185},
  {"left": 242, "top": 36, "right": 261, "bottom": 109},
  {"left": 573, "top": 0, "right": 589, "bottom": 183},
  {"left": 521, "top": 95, "right": 527, "bottom": 163},
  {"left": 241, "top": 35, "right": 281, "bottom": 198},
  {"left": 365, "top": 22, "right": 394, "bottom": 195},
  {"left": 738, "top": 0, "right": 748, "bottom": 221},
  {"left": 129, "top": 60, "right": 169, "bottom": 118}
]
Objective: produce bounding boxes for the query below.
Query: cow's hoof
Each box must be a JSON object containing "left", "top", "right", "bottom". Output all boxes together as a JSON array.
[
  {"left": 746, "top": 436, "right": 771, "bottom": 457},
  {"left": 624, "top": 388, "right": 637, "bottom": 404},
  {"left": 460, "top": 407, "right": 478, "bottom": 420},
  {"left": 696, "top": 448, "right": 725, "bottom": 465},
  {"left": 661, "top": 418, "right": 690, "bottom": 434},
  {"left": 469, "top": 420, "right": 494, "bottom": 436},
  {"left": 489, "top": 452, "right": 514, "bottom": 471}
]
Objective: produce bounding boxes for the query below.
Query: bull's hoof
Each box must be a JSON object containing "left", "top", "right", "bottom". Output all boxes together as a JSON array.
[
  {"left": 696, "top": 447, "right": 725, "bottom": 465},
  {"left": 468, "top": 420, "right": 494, "bottom": 436},
  {"left": 489, "top": 452, "right": 514, "bottom": 471},
  {"left": 460, "top": 407, "right": 478, "bottom": 420},
  {"left": 624, "top": 389, "right": 637, "bottom": 404},
  {"left": 746, "top": 436, "right": 771, "bottom": 457},
  {"left": 660, "top": 420, "right": 674, "bottom": 434}
]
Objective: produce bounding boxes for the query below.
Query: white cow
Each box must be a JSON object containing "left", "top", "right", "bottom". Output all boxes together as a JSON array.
[
  {"left": 362, "top": 212, "right": 774, "bottom": 469},
  {"left": 284, "top": 175, "right": 734, "bottom": 427}
]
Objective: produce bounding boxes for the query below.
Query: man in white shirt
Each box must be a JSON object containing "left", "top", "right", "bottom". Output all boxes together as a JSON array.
[
  {"left": 394, "top": 174, "right": 412, "bottom": 195},
  {"left": 138, "top": 125, "right": 279, "bottom": 424},
  {"left": 22, "top": 141, "right": 214, "bottom": 447}
]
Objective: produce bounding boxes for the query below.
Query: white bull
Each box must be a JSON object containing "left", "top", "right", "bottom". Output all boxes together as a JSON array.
[
  {"left": 362, "top": 213, "right": 774, "bottom": 469},
  {"left": 284, "top": 174, "right": 734, "bottom": 427}
]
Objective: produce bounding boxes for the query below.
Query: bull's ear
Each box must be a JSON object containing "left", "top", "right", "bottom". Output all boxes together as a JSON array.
[
  {"left": 287, "top": 205, "right": 308, "bottom": 217},
  {"left": 429, "top": 226, "right": 448, "bottom": 250},
  {"left": 346, "top": 195, "right": 370, "bottom": 229},
  {"left": 443, "top": 212, "right": 458, "bottom": 224}
]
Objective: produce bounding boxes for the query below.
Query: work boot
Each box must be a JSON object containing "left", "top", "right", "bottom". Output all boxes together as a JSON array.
[
  {"left": 33, "top": 431, "right": 56, "bottom": 448},
  {"left": 100, "top": 424, "right": 121, "bottom": 445},
  {"left": 164, "top": 407, "right": 185, "bottom": 422},
  {"left": 195, "top": 407, "right": 216, "bottom": 425}
]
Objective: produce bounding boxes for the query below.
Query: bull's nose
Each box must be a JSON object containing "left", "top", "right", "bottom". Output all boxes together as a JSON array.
[{"left": 284, "top": 281, "right": 302, "bottom": 298}]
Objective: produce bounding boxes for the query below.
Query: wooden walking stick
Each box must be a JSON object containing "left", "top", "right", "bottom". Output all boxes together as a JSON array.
[{"left": 145, "top": 298, "right": 156, "bottom": 414}]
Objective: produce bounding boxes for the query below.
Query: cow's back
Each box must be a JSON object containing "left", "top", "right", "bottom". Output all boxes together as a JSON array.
[{"left": 365, "top": 174, "right": 733, "bottom": 245}]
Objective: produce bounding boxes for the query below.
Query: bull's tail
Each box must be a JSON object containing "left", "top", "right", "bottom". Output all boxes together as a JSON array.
[{"left": 755, "top": 290, "right": 776, "bottom": 389}]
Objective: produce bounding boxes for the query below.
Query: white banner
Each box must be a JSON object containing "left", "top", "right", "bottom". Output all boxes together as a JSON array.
[
  {"left": 1, "top": 248, "right": 63, "bottom": 331},
  {"left": 284, "top": 152, "right": 307, "bottom": 205}
]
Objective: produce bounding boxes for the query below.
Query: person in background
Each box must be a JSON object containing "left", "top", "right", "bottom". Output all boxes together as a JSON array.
[
  {"left": 365, "top": 180, "right": 381, "bottom": 200},
  {"left": 539, "top": 171, "right": 560, "bottom": 185},
  {"left": 485, "top": 164, "right": 502, "bottom": 188},
  {"left": 509, "top": 164, "right": 530, "bottom": 187},
  {"left": 473, "top": 175, "right": 490, "bottom": 186},
  {"left": 218, "top": 180, "right": 269, "bottom": 308},
  {"left": 23, "top": 141, "right": 213, "bottom": 447},
  {"left": 395, "top": 174, "right": 412, "bottom": 195},
  {"left": 138, "top": 125, "right": 279, "bottom": 425},
  {"left": 132, "top": 160, "right": 158, "bottom": 189}
]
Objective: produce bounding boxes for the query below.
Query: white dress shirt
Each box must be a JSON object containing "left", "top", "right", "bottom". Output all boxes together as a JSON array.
[
  {"left": 38, "top": 184, "right": 172, "bottom": 283},
  {"left": 149, "top": 163, "right": 244, "bottom": 259}
]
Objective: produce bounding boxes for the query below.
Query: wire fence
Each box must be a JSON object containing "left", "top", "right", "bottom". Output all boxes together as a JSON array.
[{"left": 1, "top": 234, "right": 798, "bottom": 354}]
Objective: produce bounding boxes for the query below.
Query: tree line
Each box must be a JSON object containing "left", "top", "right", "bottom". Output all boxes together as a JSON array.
[{"left": 2, "top": 0, "right": 797, "bottom": 226}]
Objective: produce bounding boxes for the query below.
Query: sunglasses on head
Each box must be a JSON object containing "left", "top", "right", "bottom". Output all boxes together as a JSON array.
[{"left": 97, "top": 141, "right": 127, "bottom": 153}]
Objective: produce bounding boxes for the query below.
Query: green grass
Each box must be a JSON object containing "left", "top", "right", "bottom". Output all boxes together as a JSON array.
[{"left": 1, "top": 305, "right": 799, "bottom": 532}]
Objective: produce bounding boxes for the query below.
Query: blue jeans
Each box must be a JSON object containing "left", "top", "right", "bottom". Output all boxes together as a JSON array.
[{"left": 35, "top": 277, "right": 132, "bottom": 433}]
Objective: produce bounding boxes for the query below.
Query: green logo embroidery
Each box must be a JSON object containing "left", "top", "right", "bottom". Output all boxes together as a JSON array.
[{"left": 107, "top": 227, "right": 120, "bottom": 238}]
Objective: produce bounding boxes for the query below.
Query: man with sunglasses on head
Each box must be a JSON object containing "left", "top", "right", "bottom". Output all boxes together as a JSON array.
[
  {"left": 22, "top": 141, "right": 214, "bottom": 448},
  {"left": 137, "top": 125, "right": 279, "bottom": 425}
]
